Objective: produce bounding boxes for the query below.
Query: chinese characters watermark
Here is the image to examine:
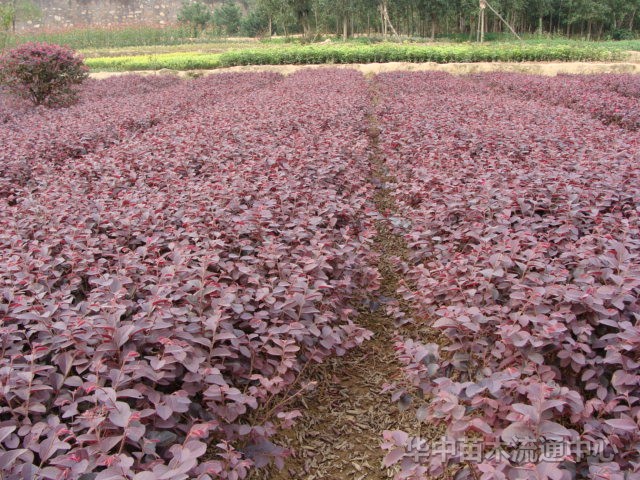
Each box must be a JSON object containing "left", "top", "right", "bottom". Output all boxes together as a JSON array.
[{"left": 406, "top": 436, "right": 619, "bottom": 464}]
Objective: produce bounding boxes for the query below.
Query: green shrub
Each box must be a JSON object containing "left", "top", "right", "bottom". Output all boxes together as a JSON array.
[
  {"left": 217, "top": 43, "right": 620, "bottom": 67},
  {"left": 240, "top": 9, "right": 270, "bottom": 37},
  {"left": 611, "top": 28, "right": 635, "bottom": 41},
  {"left": 177, "top": 1, "right": 213, "bottom": 37},
  {"left": 213, "top": 2, "right": 242, "bottom": 36}
]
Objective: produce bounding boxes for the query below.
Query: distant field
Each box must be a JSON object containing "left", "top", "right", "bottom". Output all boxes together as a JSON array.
[
  {"left": 2, "top": 24, "right": 638, "bottom": 72},
  {"left": 84, "top": 42, "right": 627, "bottom": 72},
  {"left": 3, "top": 24, "right": 209, "bottom": 50},
  {"left": 3, "top": 24, "right": 640, "bottom": 56}
]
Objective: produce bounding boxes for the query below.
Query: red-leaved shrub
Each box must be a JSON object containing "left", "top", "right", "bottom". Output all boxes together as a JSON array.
[
  {"left": 0, "top": 70, "right": 378, "bottom": 479},
  {"left": 482, "top": 73, "right": 640, "bottom": 131},
  {"left": 0, "top": 42, "right": 88, "bottom": 107},
  {"left": 376, "top": 72, "right": 640, "bottom": 480}
]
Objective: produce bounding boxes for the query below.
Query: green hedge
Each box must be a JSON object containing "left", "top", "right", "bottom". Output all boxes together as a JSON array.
[
  {"left": 218, "top": 43, "right": 623, "bottom": 66},
  {"left": 86, "top": 42, "right": 625, "bottom": 72}
]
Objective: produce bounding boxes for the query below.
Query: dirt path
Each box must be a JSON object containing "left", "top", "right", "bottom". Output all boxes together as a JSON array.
[
  {"left": 90, "top": 57, "right": 640, "bottom": 80},
  {"left": 247, "top": 79, "right": 428, "bottom": 480}
]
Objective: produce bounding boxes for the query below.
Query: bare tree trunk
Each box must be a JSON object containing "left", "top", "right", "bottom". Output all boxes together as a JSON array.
[
  {"left": 430, "top": 12, "right": 436, "bottom": 40},
  {"left": 298, "top": 9, "right": 312, "bottom": 39},
  {"left": 343, "top": 15, "right": 348, "bottom": 40},
  {"left": 483, "top": 0, "right": 521, "bottom": 40},
  {"left": 630, "top": 9, "right": 637, "bottom": 30},
  {"left": 479, "top": 0, "right": 486, "bottom": 43},
  {"left": 380, "top": 1, "right": 399, "bottom": 39}
]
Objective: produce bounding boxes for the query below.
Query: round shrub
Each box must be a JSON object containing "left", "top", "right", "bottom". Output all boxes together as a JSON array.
[
  {"left": 0, "top": 42, "right": 88, "bottom": 107},
  {"left": 611, "top": 28, "right": 634, "bottom": 41}
]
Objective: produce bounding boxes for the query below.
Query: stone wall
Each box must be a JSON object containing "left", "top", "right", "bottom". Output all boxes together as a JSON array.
[{"left": 16, "top": 0, "right": 217, "bottom": 30}]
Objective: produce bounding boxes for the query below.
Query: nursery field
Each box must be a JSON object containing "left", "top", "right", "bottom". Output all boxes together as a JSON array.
[{"left": 0, "top": 71, "right": 639, "bottom": 480}]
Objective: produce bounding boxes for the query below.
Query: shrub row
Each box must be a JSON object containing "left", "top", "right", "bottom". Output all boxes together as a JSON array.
[
  {"left": 375, "top": 72, "right": 640, "bottom": 480},
  {"left": 84, "top": 43, "right": 624, "bottom": 72},
  {"left": 218, "top": 43, "right": 622, "bottom": 66}
]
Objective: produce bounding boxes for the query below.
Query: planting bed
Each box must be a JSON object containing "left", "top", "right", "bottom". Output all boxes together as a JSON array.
[
  {"left": 1, "top": 70, "right": 639, "bottom": 480},
  {"left": 375, "top": 73, "right": 640, "bottom": 479},
  {"left": 481, "top": 73, "right": 640, "bottom": 131},
  {"left": 0, "top": 70, "right": 378, "bottom": 479}
]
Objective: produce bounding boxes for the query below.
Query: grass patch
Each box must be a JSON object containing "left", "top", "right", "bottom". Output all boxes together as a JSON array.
[
  {"left": 4, "top": 24, "right": 214, "bottom": 50},
  {"left": 86, "top": 52, "right": 222, "bottom": 71}
]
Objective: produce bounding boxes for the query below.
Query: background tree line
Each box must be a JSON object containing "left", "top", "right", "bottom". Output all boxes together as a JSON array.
[{"left": 182, "top": 0, "right": 638, "bottom": 40}]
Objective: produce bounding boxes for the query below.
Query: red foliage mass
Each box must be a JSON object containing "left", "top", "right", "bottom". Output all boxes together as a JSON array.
[
  {"left": 0, "top": 71, "right": 378, "bottom": 479},
  {"left": 2, "top": 70, "right": 639, "bottom": 480},
  {"left": 376, "top": 72, "right": 640, "bottom": 480}
]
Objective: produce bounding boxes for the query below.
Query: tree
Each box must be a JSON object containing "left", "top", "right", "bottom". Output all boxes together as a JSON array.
[
  {"left": 240, "top": 7, "right": 270, "bottom": 36},
  {"left": 419, "top": 0, "right": 450, "bottom": 40},
  {"left": 567, "top": 0, "right": 610, "bottom": 38},
  {"left": 196, "top": 0, "right": 637, "bottom": 40},
  {"left": 177, "top": 1, "right": 213, "bottom": 37},
  {"left": 287, "top": 0, "right": 313, "bottom": 37},
  {"left": 214, "top": 2, "right": 243, "bottom": 35},
  {"left": 0, "top": 0, "right": 40, "bottom": 33},
  {"left": 531, "top": 0, "right": 553, "bottom": 32},
  {"left": 255, "top": 0, "right": 297, "bottom": 37}
]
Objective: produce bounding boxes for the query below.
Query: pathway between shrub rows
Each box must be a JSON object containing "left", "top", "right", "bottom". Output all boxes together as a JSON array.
[{"left": 250, "top": 79, "right": 446, "bottom": 480}]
